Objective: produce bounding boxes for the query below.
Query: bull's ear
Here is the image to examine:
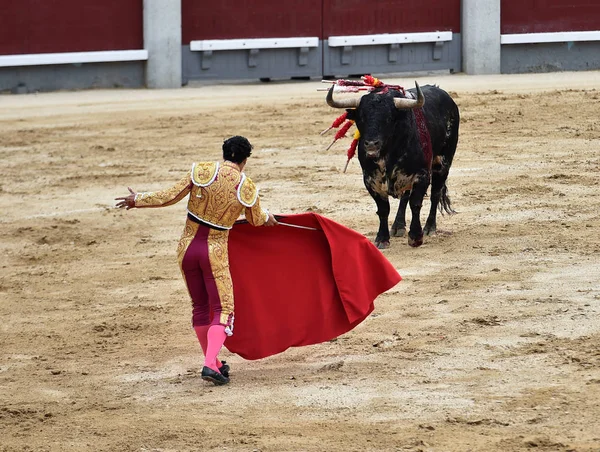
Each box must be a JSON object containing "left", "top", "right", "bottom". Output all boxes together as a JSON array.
[{"left": 345, "top": 109, "right": 357, "bottom": 121}]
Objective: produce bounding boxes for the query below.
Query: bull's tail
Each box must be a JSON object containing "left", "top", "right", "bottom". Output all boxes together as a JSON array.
[{"left": 439, "top": 184, "right": 456, "bottom": 215}]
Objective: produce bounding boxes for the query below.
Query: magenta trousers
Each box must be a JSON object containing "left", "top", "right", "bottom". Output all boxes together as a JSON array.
[{"left": 181, "top": 224, "right": 225, "bottom": 327}]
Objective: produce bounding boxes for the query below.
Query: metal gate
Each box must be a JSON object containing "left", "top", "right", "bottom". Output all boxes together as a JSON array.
[
  {"left": 322, "top": 0, "right": 461, "bottom": 77},
  {"left": 0, "top": 0, "right": 144, "bottom": 92},
  {"left": 501, "top": 0, "right": 600, "bottom": 73},
  {"left": 182, "top": 0, "right": 462, "bottom": 82}
]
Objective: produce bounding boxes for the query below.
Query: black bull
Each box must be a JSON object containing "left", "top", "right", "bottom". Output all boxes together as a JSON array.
[{"left": 326, "top": 82, "right": 460, "bottom": 248}]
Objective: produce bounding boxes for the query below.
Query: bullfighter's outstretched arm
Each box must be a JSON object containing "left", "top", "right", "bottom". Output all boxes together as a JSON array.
[
  {"left": 134, "top": 171, "right": 192, "bottom": 208},
  {"left": 115, "top": 172, "right": 192, "bottom": 210}
]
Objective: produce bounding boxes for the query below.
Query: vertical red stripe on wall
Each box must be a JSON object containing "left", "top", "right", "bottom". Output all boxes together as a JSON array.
[
  {"left": 0, "top": 0, "right": 143, "bottom": 55},
  {"left": 501, "top": 0, "right": 600, "bottom": 34},
  {"left": 323, "top": 0, "right": 461, "bottom": 37},
  {"left": 182, "top": 0, "right": 322, "bottom": 44}
]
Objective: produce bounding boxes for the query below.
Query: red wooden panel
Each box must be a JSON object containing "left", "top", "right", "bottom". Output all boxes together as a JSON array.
[
  {"left": 323, "top": 0, "right": 461, "bottom": 37},
  {"left": 182, "top": 0, "right": 323, "bottom": 43},
  {"left": 0, "top": 0, "right": 143, "bottom": 56},
  {"left": 502, "top": 0, "right": 600, "bottom": 34}
]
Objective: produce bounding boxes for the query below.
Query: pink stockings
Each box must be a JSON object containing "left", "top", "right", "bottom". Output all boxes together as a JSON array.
[{"left": 194, "top": 324, "right": 226, "bottom": 372}]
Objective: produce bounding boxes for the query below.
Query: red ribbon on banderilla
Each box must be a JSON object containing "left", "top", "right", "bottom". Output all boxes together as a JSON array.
[
  {"left": 321, "top": 112, "right": 360, "bottom": 173},
  {"left": 344, "top": 129, "right": 360, "bottom": 173}
]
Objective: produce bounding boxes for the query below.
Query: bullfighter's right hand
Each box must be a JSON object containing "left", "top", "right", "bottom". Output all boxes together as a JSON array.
[{"left": 115, "top": 187, "right": 137, "bottom": 210}]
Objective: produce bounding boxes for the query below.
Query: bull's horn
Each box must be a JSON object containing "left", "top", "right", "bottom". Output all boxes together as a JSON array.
[
  {"left": 393, "top": 82, "right": 425, "bottom": 109},
  {"left": 326, "top": 85, "right": 361, "bottom": 109}
]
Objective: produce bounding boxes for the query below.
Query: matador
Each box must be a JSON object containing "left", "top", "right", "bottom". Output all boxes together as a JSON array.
[{"left": 116, "top": 136, "right": 277, "bottom": 385}]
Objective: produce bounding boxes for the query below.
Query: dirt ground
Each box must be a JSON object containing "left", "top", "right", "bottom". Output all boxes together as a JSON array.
[{"left": 1, "top": 71, "right": 599, "bottom": 452}]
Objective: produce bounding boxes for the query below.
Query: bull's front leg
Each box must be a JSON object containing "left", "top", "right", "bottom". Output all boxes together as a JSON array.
[
  {"left": 391, "top": 190, "right": 410, "bottom": 237},
  {"left": 373, "top": 194, "right": 391, "bottom": 249},
  {"left": 407, "top": 175, "right": 429, "bottom": 247}
]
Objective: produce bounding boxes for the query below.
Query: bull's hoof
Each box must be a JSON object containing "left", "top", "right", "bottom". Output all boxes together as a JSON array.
[
  {"left": 391, "top": 226, "right": 406, "bottom": 237},
  {"left": 375, "top": 240, "right": 390, "bottom": 249},
  {"left": 408, "top": 235, "right": 423, "bottom": 247},
  {"left": 423, "top": 225, "right": 436, "bottom": 236}
]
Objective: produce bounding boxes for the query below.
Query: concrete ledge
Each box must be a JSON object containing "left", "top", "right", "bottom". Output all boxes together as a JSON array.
[
  {"left": 327, "top": 32, "right": 453, "bottom": 47},
  {"left": 501, "top": 30, "right": 600, "bottom": 44},
  {"left": 0, "top": 61, "right": 145, "bottom": 92},
  {"left": 0, "top": 50, "right": 148, "bottom": 68},
  {"left": 191, "top": 37, "right": 319, "bottom": 51}
]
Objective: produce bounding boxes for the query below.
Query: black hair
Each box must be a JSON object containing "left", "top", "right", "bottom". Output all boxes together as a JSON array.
[{"left": 222, "top": 136, "right": 253, "bottom": 164}]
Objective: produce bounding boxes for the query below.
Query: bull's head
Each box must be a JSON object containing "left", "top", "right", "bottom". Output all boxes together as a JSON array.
[{"left": 326, "top": 82, "right": 424, "bottom": 160}]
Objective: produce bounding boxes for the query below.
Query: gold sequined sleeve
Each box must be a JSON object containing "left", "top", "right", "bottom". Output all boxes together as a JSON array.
[
  {"left": 134, "top": 171, "right": 192, "bottom": 208},
  {"left": 245, "top": 194, "right": 269, "bottom": 227}
]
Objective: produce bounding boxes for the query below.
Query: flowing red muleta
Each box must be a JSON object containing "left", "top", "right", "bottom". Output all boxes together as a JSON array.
[{"left": 225, "top": 213, "right": 402, "bottom": 360}]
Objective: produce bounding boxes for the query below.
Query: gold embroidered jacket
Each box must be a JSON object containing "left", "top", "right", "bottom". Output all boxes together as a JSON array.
[{"left": 133, "top": 161, "right": 269, "bottom": 229}]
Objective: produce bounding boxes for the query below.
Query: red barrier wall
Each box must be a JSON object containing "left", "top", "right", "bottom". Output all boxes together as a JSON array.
[
  {"left": 182, "top": 0, "right": 322, "bottom": 43},
  {"left": 502, "top": 0, "right": 600, "bottom": 34},
  {"left": 0, "top": 0, "right": 143, "bottom": 56},
  {"left": 322, "top": 0, "right": 461, "bottom": 37}
]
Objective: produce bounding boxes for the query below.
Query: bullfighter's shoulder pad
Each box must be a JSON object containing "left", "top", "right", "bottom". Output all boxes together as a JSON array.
[
  {"left": 237, "top": 174, "right": 259, "bottom": 207},
  {"left": 191, "top": 162, "right": 219, "bottom": 187}
]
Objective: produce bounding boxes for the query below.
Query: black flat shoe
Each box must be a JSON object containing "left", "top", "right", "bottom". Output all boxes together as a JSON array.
[
  {"left": 201, "top": 366, "right": 229, "bottom": 386},
  {"left": 219, "top": 361, "right": 230, "bottom": 378}
]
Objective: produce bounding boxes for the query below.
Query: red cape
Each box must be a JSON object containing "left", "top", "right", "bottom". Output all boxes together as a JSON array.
[{"left": 225, "top": 213, "right": 401, "bottom": 360}]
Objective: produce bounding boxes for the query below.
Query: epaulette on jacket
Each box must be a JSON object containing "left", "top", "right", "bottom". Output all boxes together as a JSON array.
[
  {"left": 191, "top": 162, "right": 219, "bottom": 187},
  {"left": 237, "top": 174, "right": 258, "bottom": 207}
]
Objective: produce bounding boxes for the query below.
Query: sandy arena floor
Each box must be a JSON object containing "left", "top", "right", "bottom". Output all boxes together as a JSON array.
[{"left": 1, "top": 71, "right": 600, "bottom": 452}]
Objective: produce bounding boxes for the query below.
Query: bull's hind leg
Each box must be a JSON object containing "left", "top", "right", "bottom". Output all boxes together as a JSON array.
[
  {"left": 424, "top": 156, "right": 445, "bottom": 235},
  {"left": 424, "top": 130, "right": 458, "bottom": 235},
  {"left": 391, "top": 190, "right": 410, "bottom": 237}
]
